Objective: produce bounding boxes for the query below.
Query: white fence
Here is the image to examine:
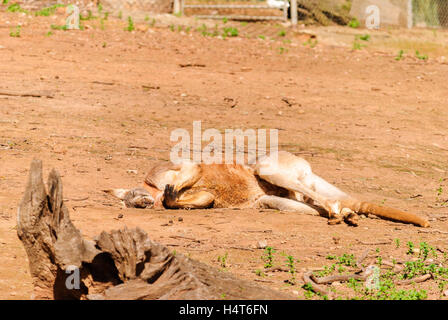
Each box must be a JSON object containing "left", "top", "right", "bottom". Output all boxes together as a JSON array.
[{"left": 174, "top": 0, "right": 296, "bottom": 22}]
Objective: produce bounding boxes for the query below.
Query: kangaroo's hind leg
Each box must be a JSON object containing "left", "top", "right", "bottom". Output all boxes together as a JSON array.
[
  {"left": 255, "top": 195, "right": 324, "bottom": 216},
  {"left": 255, "top": 151, "right": 352, "bottom": 223}
]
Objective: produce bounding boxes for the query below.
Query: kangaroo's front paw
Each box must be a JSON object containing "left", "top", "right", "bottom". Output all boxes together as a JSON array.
[{"left": 163, "top": 184, "right": 178, "bottom": 208}]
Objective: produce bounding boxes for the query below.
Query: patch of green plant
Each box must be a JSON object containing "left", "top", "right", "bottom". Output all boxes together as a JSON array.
[
  {"left": 9, "top": 25, "right": 20, "bottom": 37},
  {"left": 348, "top": 18, "right": 360, "bottom": 28},
  {"left": 34, "top": 4, "right": 64, "bottom": 17},
  {"left": 395, "top": 49, "right": 405, "bottom": 61},
  {"left": 278, "top": 29, "right": 286, "bottom": 37},
  {"left": 303, "top": 38, "right": 317, "bottom": 48},
  {"left": 407, "top": 241, "right": 415, "bottom": 255},
  {"left": 125, "top": 16, "right": 135, "bottom": 32},
  {"left": 361, "top": 278, "right": 428, "bottom": 300},
  {"left": 217, "top": 252, "right": 228, "bottom": 269},
  {"left": 80, "top": 10, "right": 96, "bottom": 21},
  {"left": 254, "top": 269, "right": 266, "bottom": 277},
  {"left": 285, "top": 255, "right": 298, "bottom": 284},
  {"left": 50, "top": 24, "right": 68, "bottom": 31},
  {"left": 222, "top": 26, "right": 238, "bottom": 38},
  {"left": 435, "top": 178, "right": 448, "bottom": 207},
  {"left": 262, "top": 246, "right": 276, "bottom": 269},
  {"left": 415, "top": 50, "right": 428, "bottom": 60},
  {"left": 358, "top": 34, "right": 370, "bottom": 41},
  {"left": 302, "top": 283, "right": 315, "bottom": 299},
  {"left": 197, "top": 24, "right": 210, "bottom": 36},
  {"left": 7, "top": 3, "right": 27, "bottom": 13},
  {"left": 315, "top": 264, "right": 336, "bottom": 277},
  {"left": 277, "top": 47, "right": 288, "bottom": 54}
]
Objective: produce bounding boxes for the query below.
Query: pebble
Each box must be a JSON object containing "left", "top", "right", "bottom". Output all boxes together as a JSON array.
[
  {"left": 444, "top": 290, "right": 448, "bottom": 297},
  {"left": 257, "top": 240, "right": 267, "bottom": 249},
  {"left": 331, "top": 281, "right": 341, "bottom": 286},
  {"left": 178, "top": 217, "right": 183, "bottom": 222}
]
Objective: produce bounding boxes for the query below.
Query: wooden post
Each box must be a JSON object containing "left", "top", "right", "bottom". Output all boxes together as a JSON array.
[
  {"left": 407, "top": 0, "right": 413, "bottom": 29},
  {"left": 290, "top": 0, "right": 298, "bottom": 25},
  {"left": 283, "top": 0, "right": 288, "bottom": 22},
  {"left": 173, "top": 0, "right": 181, "bottom": 15}
]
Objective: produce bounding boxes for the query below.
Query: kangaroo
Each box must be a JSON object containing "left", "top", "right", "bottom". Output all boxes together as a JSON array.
[{"left": 107, "top": 151, "right": 429, "bottom": 228}]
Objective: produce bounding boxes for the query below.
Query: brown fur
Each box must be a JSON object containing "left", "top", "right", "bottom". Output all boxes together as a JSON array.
[{"left": 112, "top": 152, "right": 429, "bottom": 228}]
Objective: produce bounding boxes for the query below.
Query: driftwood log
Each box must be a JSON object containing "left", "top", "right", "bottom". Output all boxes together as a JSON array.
[{"left": 17, "top": 160, "right": 293, "bottom": 300}]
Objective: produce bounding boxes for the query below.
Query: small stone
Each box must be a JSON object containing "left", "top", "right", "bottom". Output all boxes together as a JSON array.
[
  {"left": 257, "top": 240, "right": 268, "bottom": 249},
  {"left": 178, "top": 217, "right": 183, "bottom": 222},
  {"left": 126, "top": 169, "right": 138, "bottom": 174},
  {"left": 444, "top": 290, "right": 448, "bottom": 297},
  {"left": 331, "top": 281, "right": 341, "bottom": 286},
  {"left": 169, "top": 220, "right": 173, "bottom": 224},
  {"left": 292, "top": 290, "right": 299, "bottom": 295},
  {"left": 117, "top": 214, "right": 123, "bottom": 219}
]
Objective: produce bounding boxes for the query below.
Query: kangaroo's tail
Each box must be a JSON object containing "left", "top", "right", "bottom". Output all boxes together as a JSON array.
[{"left": 342, "top": 200, "right": 430, "bottom": 228}]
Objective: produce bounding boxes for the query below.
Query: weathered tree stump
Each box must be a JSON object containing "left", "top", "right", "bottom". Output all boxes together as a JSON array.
[{"left": 17, "top": 160, "right": 293, "bottom": 300}]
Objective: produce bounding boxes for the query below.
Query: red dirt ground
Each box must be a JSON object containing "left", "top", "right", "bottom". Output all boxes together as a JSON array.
[{"left": 1, "top": 8, "right": 448, "bottom": 299}]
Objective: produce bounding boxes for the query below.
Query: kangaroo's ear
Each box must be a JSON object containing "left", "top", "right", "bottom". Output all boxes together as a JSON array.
[{"left": 103, "top": 189, "right": 130, "bottom": 200}]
